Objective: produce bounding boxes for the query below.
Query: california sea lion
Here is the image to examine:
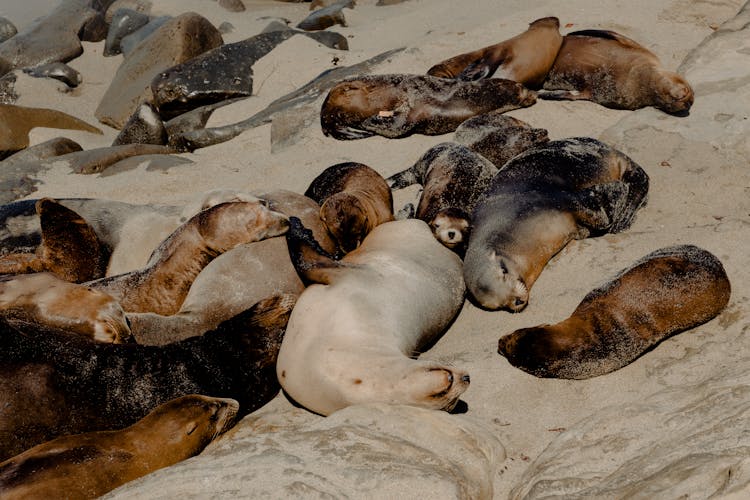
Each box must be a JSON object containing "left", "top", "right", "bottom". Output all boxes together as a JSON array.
[
  {"left": 320, "top": 74, "right": 536, "bottom": 140},
  {"left": 0, "top": 294, "right": 294, "bottom": 460},
  {"left": 453, "top": 112, "right": 549, "bottom": 168},
  {"left": 305, "top": 162, "right": 394, "bottom": 253},
  {"left": 427, "top": 17, "right": 562, "bottom": 86},
  {"left": 0, "top": 198, "right": 107, "bottom": 282},
  {"left": 388, "top": 142, "right": 497, "bottom": 253},
  {"left": 0, "top": 273, "right": 130, "bottom": 343},
  {"left": 0, "top": 395, "right": 238, "bottom": 500},
  {"left": 86, "top": 200, "right": 289, "bottom": 315},
  {"left": 540, "top": 30, "right": 694, "bottom": 113},
  {"left": 498, "top": 245, "right": 731, "bottom": 378},
  {"left": 277, "top": 218, "right": 468, "bottom": 416},
  {"left": 464, "top": 137, "right": 650, "bottom": 311}
]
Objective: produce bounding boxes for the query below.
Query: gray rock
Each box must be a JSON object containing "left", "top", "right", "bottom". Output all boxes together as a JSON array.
[
  {"left": 297, "top": 0, "right": 354, "bottom": 31},
  {"left": 0, "top": 137, "right": 82, "bottom": 169},
  {"left": 270, "top": 103, "right": 319, "bottom": 152},
  {"left": 218, "top": 0, "right": 246, "bottom": 12},
  {"left": 262, "top": 20, "right": 349, "bottom": 49},
  {"left": 0, "top": 16, "right": 17, "bottom": 43},
  {"left": 95, "top": 12, "right": 223, "bottom": 129},
  {"left": 104, "top": 8, "right": 151, "bottom": 56},
  {"left": 0, "top": 73, "right": 17, "bottom": 104},
  {"left": 105, "top": 404, "right": 506, "bottom": 499},
  {"left": 119, "top": 16, "right": 171, "bottom": 56},
  {"left": 23, "top": 62, "right": 82, "bottom": 87},
  {"left": 105, "top": 0, "right": 152, "bottom": 23}
]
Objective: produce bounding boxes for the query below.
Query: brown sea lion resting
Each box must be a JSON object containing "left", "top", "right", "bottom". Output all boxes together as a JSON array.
[
  {"left": 320, "top": 74, "right": 536, "bottom": 140},
  {"left": 498, "top": 245, "right": 731, "bottom": 379},
  {"left": 86, "top": 200, "right": 289, "bottom": 315},
  {"left": 0, "top": 395, "right": 239, "bottom": 500},
  {"left": 539, "top": 30, "right": 694, "bottom": 113},
  {"left": 0, "top": 294, "right": 294, "bottom": 460},
  {"left": 305, "top": 162, "right": 394, "bottom": 253},
  {"left": 387, "top": 142, "right": 498, "bottom": 253},
  {"left": 463, "top": 137, "right": 650, "bottom": 312},
  {"left": 427, "top": 17, "right": 562, "bottom": 86}
]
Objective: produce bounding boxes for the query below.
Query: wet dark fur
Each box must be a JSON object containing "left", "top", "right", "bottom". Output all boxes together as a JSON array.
[
  {"left": 498, "top": 245, "right": 731, "bottom": 378},
  {"left": 0, "top": 295, "right": 293, "bottom": 461}
]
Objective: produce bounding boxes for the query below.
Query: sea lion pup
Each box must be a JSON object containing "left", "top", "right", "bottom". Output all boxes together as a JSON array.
[
  {"left": 387, "top": 143, "right": 498, "bottom": 253},
  {"left": 0, "top": 198, "right": 107, "bottom": 282},
  {"left": 277, "top": 217, "right": 469, "bottom": 416},
  {"left": 86, "top": 200, "right": 289, "bottom": 315},
  {"left": 453, "top": 112, "right": 549, "bottom": 168},
  {"left": 0, "top": 395, "right": 239, "bottom": 500},
  {"left": 0, "top": 273, "right": 130, "bottom": 343},
  {"left": 464, "top": 137, "right": 649, "bottom": 312},
  {"left": 539, "top": 29, "right": 694, "bottom": 113},
  {"left": 0, "top": 294, "right": 294, "bottom": 460},
  {"left": 427, "top": 17, "right": 562, "bottom": 86},
  {"left": 305, "top": 162, "right": 394, "bottom": 253},
  {"left": 320, "top": 74, "right": 536, "bottom": 140},
  {"left": 498, "top": 245, "right": 731, "bottom": 379},
  {"left": 127, "top": 190, "right": 336, "bottom": 346}
]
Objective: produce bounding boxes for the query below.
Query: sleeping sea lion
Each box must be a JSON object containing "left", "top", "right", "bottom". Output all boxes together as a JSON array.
[{"left": 498, "top": 245, "right": 731, "bottom": 378}]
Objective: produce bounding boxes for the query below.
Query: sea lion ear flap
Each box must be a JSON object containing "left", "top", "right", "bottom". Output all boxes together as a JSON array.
[{"left": 286, "top": 217, "right": 350, "bottom": 286}]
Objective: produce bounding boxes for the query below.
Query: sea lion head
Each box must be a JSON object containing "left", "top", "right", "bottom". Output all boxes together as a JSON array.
[
  {"left": 399, "top": 364, "right": 470, "bottom": 412},
  {"left": 320, "top": 192, "right": 370, "bottom": 253},
  {"left": 498, "top": 325, "right": 560, "bottom": 377},
  {"left": 429, "top": 208, "right": 471, "bottom": 251},
  {"left": 654, "top": 72, "right": 694, "bottom": 114},
  {"left": 465, "top": 250, "right": 529, "bottom": 311}
]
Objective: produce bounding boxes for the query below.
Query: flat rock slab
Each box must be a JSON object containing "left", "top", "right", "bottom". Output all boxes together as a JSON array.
[
  {"left": 95, "top": 12, "right": 223, "bottom": 129},
  {"left": 105, "top": 403, "right": 506, "bottom": 499}
]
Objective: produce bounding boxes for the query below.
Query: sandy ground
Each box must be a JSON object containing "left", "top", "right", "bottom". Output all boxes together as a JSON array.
[{"left": 3, "top": 0, "right": 749, "bottom": 497}]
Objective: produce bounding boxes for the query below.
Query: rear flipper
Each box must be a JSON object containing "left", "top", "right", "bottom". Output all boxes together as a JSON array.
[
  {"left": 569, "top": 181, "right": 630, "bottom": 234},
  {"left": 285, "top": 217, "right": 354, "bottom": 285},
  {"left": 386, "top": 168, "right": 419, "bottom": 189},
  {"left": 538, "top": 89, "right": 592, "bottom": 101},
  {"left": 458, "top": 59, "right": 495, "bottom": 81},
  {"left": 611, "top": 157, "right": 649, "bottom": 233}
]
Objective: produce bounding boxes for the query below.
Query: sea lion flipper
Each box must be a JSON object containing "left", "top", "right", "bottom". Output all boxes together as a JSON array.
[
  {"left": 570, "top": 182, "right": 630, "bottom": 232},
  {"left": 286, "top": 216, "right": 351, "bottom": 285},
  {"left": 458, "top": 59, "right": 496, "bottom": 81},
  {"left": 386, "top": 168, "right": 419, "bottom": 189},
  {"left": 537, "top": 89, "right": 592, "bottom": 101},
  {"left": 0, "top": 253, "right": 45, "bottom": 275}
]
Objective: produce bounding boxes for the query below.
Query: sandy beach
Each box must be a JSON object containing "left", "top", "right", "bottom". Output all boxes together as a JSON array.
[{"left": 2, "top": 0, "right": 749, "bottom": 498}]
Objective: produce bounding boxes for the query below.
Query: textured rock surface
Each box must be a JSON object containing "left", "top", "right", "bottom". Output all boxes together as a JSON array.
[
  {"left": 95, "top": 12, "right": 223, "bottom": 129},
  {"left": 105, "top": 403, "right": 506, "bottom": 499}
]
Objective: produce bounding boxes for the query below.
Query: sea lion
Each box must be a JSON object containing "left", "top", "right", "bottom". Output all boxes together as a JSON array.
[
  {"left": 277, "top": 218, "right": 469, "bottom": 416},
  {"left": 320, "top": 74, "right": 536, "bottom": 140},
  {"left": 126, "top": 190, "right": 336, "bottom": 345},
  {"left": 87, "top": 200, "right": 289, "bottom": 315},
  {"left": 464, "top": 137, "right": 650, "bottom": 312},
  {"left": 113, "top": 102, "right": 168, "bottom": 146},
  {"left": 0, "top": 293, "right": 294, "bottom": 460},
  {"left": 0, "top": 395, "right": 238, "bottom": 500},
  {"left": 0, "top": 272, "right": 130, "bottom": 344},
  {"left": 453, "top": 112, "right": 549, "bottom": 168},
  {"left": 497, "top": 245, "right": 731, "bottom": 379},
  {"left": 539, "top": 29, "right": 694, "bottom": 113},
  {"left": 387, "top": 142, "right": 498, "bottom": 253},
  {"left": 305, "top": 162, "right": 394, "bottom": 253},
  {"left": 0, "top": 198, "right": 107, "bottom": 282},
  {"left": 297, "top": 0, "right": 353, "bottom": 31},
  {"left": 427, "top": 17, "right": 562, "bottom": 86}
]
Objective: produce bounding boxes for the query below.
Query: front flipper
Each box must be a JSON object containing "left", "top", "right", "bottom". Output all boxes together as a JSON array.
[
  {"left": 458, "top": 60, "right": 495, "bottom": 81},
  {"left": 538, "top": 89, "right": 592, "bottom": 101},
  {"left": 359, "top": 110, "right": 414, "bottom": 139},
  {"left": 286, "top": 217, "right": 353, "bottom": 285},
  {"left": 330, "top": 126, "right": 376, "bottom": 140},
  {"left": 569, "top": 181, "right": 630, "bottom": 234},
  {"left": 386, "top": 168, "right": 419, "bottom": 189}
]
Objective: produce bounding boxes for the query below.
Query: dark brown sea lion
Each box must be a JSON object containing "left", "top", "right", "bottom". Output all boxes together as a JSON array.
[
  {"left": 464, "top": 137, "right": 649, "bottom": 312},
  {"left": 87, "top": 200, "right": 289, "bottom": 315},
  {"left": 305, "top": 162, "right": 394, "bottom": 253},
  {"left": 320, "top": 74, "right": 536, "bottom": 140},
  {"left": 539, "top": 29, "right": 694, "bottom": 113},
  {"left": 498, "top": 245, "right": 731, "bottom": 378},
  {"left": 387, "top": 142, "right": 497, "bottom": 253},
  {"left": 427, "top": 17, "right": 562, "bottom": 86},
  {"left": 0, "top": 395, "right": 238, "bottom": 500},
  {"left": 0, "top": 293, "right": 294, "bottom": 461},
  {"left": 0, "top": 273, "right": 130, "bottom": 344},
  {"left": 452, "top": 112, "right": 549, "bottom": 168},
  {"left": 0, "top": 198, "right": 107, "bottom": 282}
]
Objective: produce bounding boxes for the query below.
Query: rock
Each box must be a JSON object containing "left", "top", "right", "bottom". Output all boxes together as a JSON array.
[
  {"left": 0, "top": 16, "right": 17, "bottom": 43},
  {"left": 104, "top": 8, "right": 151, "bottom": 56},
  {"left": 105, "top": 404, "right": 506, "bottom": 499},
  {"left": 218, "top": 0, "right": 246, "bottom": 12},
  {"left": 297, "top": 0, "right": 353, "bottom": 31},
  {"left": 119, "top": 16, "right": 171, "bottom": 56},
  {"left": 377, "top": 0, "right": 412, "bottom": 5},
  {"left": 23, "top": 62, "right": 82, "bottom": 87},
  {"left": 0, "top": 0, "right": 99, "bottom": 76},
  {"left": 0, "top": 137, "right": 82, "bottom": 168},
  {"left": 95, "top": 12, "right": 223, "bottom": 129},
  {"left": 105, "top": 0, "right": 152, "bottom": 23},
  {"left": 218, "top": 21, "right": 234, "bottom": 34},
  {"left": 262, "top": 20, "right": 349, "bottom": 49},
  {"left": 0, "top": 73, "right": 17, "bottom": 104},
  {"left": 270, "top": 103, "right": 319, "bottom": 152},
  {"left": 63, "top": 144, "right": 176, "bottom": 173}
]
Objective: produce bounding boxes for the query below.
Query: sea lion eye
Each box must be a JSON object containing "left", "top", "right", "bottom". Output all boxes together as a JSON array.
[{"left": 499, "top": 261, "right": 508, "bottom": 275}]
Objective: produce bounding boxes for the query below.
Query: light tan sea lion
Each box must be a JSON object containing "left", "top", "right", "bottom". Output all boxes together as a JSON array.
[
  {"left": 0, "top": 198, "right": 107, "bottom": 282},
  {"left": 320, "top": 74, "right": 536, "bottom": 140},
  {"left": 540, "top": 29, "right": 694, "bottom": 113},
  {"left": 0, "top": 273, "right": 130, "bottom": 343},
  {"left": 427, "top": 17, "right": 562, "bottom": 86},
  {"left": 87, "top": 200, "right": 289, "bottom": 315},
  {"left": 464, "top": 137, "right": 650, "bottom": 312},
  {"left": 277, "top": 217, "right": 469, "bottom": 416},
  {"left": 498, "top": 245, "right": 731, "bottom": 378},
  {"left": 0, "top": 395, "right": 239, "bottom": 500},
  {"left": 305, "top": 162, "right": 394, "bottom": 253}
]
